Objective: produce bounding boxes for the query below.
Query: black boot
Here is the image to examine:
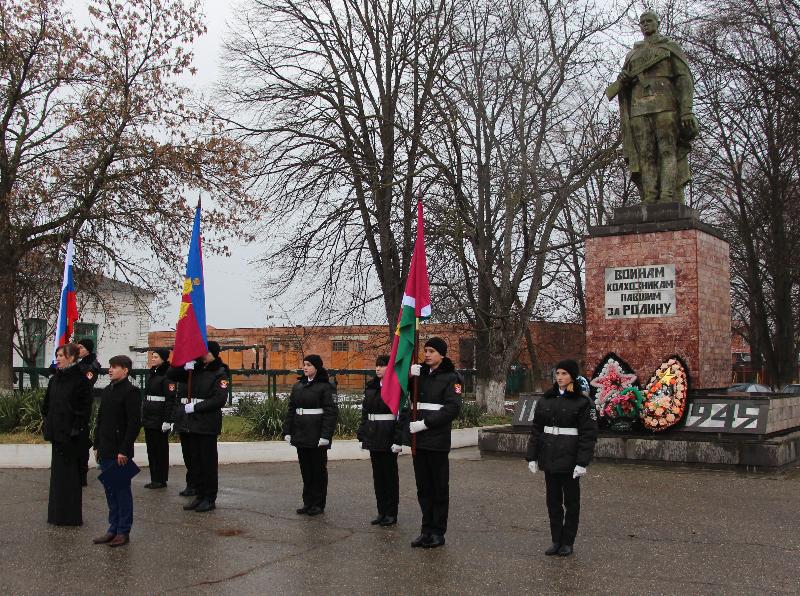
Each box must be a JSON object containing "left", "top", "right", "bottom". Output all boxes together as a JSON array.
[{"left": 545, "top": 543, "right": 560, "bottom": 556}]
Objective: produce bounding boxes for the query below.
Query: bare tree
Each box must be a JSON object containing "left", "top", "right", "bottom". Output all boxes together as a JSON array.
[
  {"left": 0, "top": 0, "right": 257, "bottom": 389},
  {"left": 422, "top": 0, "right": 624, "bottom": 413},
  {"left": 686, "top": 0, "right": 800, "bottom": 386},
  {"left": 220, "top": 0, "right": 458, "bottom": 332}
]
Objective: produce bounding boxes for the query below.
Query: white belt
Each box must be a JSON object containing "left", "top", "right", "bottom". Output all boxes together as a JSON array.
[
  {"left": 180, "top": 398, "right": 206, "bottom": 404},
  {"left": 296, "top": 408, "right": 323, "bottom": 415},
  {"left": 417, "top": 403, "right": 443, "bottom": 411},
  {"left": 544, "top": 426, "right": 578, "bottom": 436},
  {"left": 368, "top": 414, "right": 396, "bottom": 421},
  {"left": 146, "top": 396, "right": 166, "bottom": 402}
]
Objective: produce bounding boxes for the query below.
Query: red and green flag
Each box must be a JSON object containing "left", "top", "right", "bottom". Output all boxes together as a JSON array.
[{"left": 381, "top": 201, "right": 431, "bottom": 415}]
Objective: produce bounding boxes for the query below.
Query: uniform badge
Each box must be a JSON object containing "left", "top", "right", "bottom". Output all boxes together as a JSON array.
[
  {"left": 589, "top": 407, "right": 597, "bottom": 421},
  {"left": 454, "top": 383, "right": 462, "bottom": 395},
  {"left": 220, "top": 379, "right": 229, "bottom": 389},
  {"left": 168, "top": 383, "right": 176, "bottom": 392},
  {"left": 86, "top": 372, "right": 94, "bottom": 380}
]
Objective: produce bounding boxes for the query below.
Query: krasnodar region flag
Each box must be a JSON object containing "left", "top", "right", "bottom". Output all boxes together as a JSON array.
[
  {"left": 381, "top": 200, "right": 431, "bottom": 416},
  {"left": 52, "top": 239, "right": 79, "bottom": 363},
  {"left": 171, "top": 201, "right": 208, "bottom": 367}
]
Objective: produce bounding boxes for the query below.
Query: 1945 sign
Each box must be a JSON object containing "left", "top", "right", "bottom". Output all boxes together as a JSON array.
[{"left": 605, "top": 264, "right": 676, "bottom": 319}]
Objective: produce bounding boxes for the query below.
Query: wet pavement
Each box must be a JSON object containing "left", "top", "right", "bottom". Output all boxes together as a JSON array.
[{"left": 2, "top": 448, "right": 799, "bottom": 595}]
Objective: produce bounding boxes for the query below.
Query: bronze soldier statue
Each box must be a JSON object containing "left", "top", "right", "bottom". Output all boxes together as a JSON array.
[{"left": 607, "top": 11, "right": 699, "bottom": 203}]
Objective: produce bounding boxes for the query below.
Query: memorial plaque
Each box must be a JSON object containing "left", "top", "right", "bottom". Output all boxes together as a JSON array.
[
  {"left": 605, "top": 264, "right": 676, "bottom": 319},
  {"left": 681, "top": 398, "right": 769, "bottom": 434},
  {"left": 512, "top": 394, "right": 540, "bottom": 427}
]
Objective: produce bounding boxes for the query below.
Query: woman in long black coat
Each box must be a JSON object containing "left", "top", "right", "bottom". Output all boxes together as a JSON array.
[
  {"left": 41, "top": 343, "right": 93, "bottom": 526},
  {"left": 282, "top": 355, "right": 338, "bottom": 516}
]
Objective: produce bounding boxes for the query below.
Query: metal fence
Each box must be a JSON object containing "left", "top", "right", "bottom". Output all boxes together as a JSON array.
[{"left": 13, "top": 366, "right": 487, "bottom": 404}]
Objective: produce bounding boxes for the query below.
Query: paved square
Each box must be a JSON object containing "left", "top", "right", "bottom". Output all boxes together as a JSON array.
[{"left": 2, "top": 450, "right": 799, "bottom": 595}]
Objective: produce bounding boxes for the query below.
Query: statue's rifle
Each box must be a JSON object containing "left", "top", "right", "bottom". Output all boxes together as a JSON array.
[{"left": 605, "top": 48, "right": 671, "bottom": 100}]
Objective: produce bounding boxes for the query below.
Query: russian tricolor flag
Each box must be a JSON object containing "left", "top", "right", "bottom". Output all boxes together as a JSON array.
[{"left": 52, "top": 240, "right": 79, "bottom": 363}]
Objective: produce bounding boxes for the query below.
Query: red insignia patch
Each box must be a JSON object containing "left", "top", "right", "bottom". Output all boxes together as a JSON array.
[
  {"left": 220, "top": 379, "right": 229, "bottom": 389},
  {"left": 168, "top": 383, "right": 176, "bottom": 392},
  {"left": 454, "top": 383, "right": 462, "bottom": 394},
  {"left": 86, "top": 372, "right": 94, "bottom": 380}
]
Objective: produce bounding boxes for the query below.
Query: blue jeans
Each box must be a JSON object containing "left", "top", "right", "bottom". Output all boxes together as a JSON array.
[{"left": 99, "top": 459, "right": 133, "bottom": 535}]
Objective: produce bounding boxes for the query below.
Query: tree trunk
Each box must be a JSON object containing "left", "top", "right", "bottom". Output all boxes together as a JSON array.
[
  {"left": 484, "top": 377, "right": 506, "bottom": 416},
  {"left": 0, "top": 264, "right": 17, "bottom": 391}
]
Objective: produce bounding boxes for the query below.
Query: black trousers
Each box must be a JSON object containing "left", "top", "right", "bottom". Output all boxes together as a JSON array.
[
  {"left": 183, "top": 433, "right": 218, "bottom": 502},
  {"left": 412, "top": 449, "right": 449, "bottom": 536},
  {"left": 297, "top": 447, "right": 328, "bottom": 509},
  {"left": 179, "top": 432, "right": 199, "bottom": 490},
  {"left": 79, "top": 427, "right": 91, "bottom": 486},
  {"left": 369, "top": 451, "right": 399, "bottom": 517},
  {"left": 544, "top": 471, "right": 581, "bottom": 546},
  {"left": 145, "top": 428, "right": 170, "bottom": 484}
]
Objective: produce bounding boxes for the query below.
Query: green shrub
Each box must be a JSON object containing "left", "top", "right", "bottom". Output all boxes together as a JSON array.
[
  {"left": 335, "top": 401, "right": 362, "bottom": 439},
  {"left": 242, "top": 397, "right": 288, "bottom": 439},
  {"left": 0, "top": 390, "right": 45, "bottom": 434},
  {"left": 454, "top": 399, "right": 483, "bottom": 429}
]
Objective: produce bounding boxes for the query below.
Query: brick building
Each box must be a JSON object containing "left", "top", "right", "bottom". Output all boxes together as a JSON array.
[{"left": 148, "top": 321, "right": 585, "bottom": 392}]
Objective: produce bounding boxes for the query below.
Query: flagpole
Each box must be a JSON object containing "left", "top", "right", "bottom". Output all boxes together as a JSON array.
[{"left": 412, "top": 323, "right": 419, "bottom": 457}]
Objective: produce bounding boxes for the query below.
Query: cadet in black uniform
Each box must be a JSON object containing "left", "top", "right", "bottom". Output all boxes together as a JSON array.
[
  {"left": 170, "top": 341, "right": 229, "bottom": 512},
  {"left": 142, "top": 348, "right": 176, "bottom": 489},
  {"left": 403, "top": 337, "right": 462, "bottom": 549},
  {"left": 357, "top": 354, "right": 401, "bottom": 526},
  {"left": 526, "top": 359, "right": 598, "bottom": 557},
  {"left": 283, "top": 355, "right": 338, "bottom": 516},
  {"left": 76, "top": 338, "right": 101, "bottom": 486}
]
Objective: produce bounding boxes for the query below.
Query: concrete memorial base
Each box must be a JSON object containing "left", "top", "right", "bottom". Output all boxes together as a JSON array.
[{"left": 479, "top": 425, "right": 800, "bottom": 470}]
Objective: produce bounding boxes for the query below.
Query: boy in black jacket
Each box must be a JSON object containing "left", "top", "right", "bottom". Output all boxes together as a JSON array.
[
  {"left": 92, "top": 355, "right": 142, "bottom": 547},
  {"left": 526, "top": 359, "right": 598, "bottom": 557}
]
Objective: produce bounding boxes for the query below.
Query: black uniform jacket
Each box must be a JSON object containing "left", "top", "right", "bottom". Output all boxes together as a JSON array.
[
  {"left": 357, "top": 377, "right": 397, "bottom": 451},
  {"left": 93, "top": 377, "right": 142, "bottom": 459},
  {"left": 77, "top": 353, "right": 102, "bottom": 387},
  {"left": 142, "top": 363, "right": 177, "bottom": 429},
  {"left": 42, "top": 364, "right": 93, "bottom": 446},
  {"left": 282, "top": 369, "right": 338, "bottom": 449},
  {"left": 169, "top": 358, "right": 229, "bottom": 436},
  {"left": 525, "top": 385, "right": 598, "bottom": 473},
  {"left": 399, "top": 357, "right": 463, "bottom": 452}
]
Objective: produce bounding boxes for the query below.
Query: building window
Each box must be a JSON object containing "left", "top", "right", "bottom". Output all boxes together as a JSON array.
[
  {"left": 332, "top": 340, "right": 349, "bottom": 352},
  {"left": 23, "top": 318, "right": 47, "bottom": 367},
  {"left": 74, "top": 322, "right": 98, "bottom": 353},
  {"left": 271, "top": 341, "right": 281, "bottom": 351},
  {"left": 355, "top": 341, "right": 365, "bottom": 352}
]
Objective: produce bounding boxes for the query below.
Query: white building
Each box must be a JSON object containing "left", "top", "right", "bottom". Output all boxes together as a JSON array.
[{"left": 14, "top": 277, "right": 155, "bottom": 386}]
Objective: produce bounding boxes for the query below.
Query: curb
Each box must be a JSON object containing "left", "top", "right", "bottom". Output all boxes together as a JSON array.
[{"left": 0, "top": 427, "right": 480, "bottom": 468}]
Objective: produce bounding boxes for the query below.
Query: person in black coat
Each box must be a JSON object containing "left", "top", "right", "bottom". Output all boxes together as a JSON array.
[
  {"left": 402, "top": 337, "right": 462, "bottom": 549},
  {"left": 76, "top": 338, "right": 101, "bottom": 486},
  {"left": 142, "top": 348, "right": 176, "bottom": 489},
  {"left": 526, "top": 359, "right": 598, "bottom": 557},
  {"left": 357, "top": 354, "right": 401, "bottom": 526},
  {"left": 41, "top": 343, "right": 93, "bottom": 526},
  {"left": 169, "top": 341, "right": 229, "bottom": 512},
  {"left": 282, "top": 354, "right": 338, "bottom": 516},
  {"left": 91, "top": 355, "right": 142, "bottom": 547}
]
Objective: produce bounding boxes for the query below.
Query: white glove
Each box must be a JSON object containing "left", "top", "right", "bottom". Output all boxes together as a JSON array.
[
  {"left": 409, "top": 364, "right": 422, "bottom": 377},
  {"left": 409, "top": 420, "right": 427, "bottom": 434},
  {"left": 318, "top": 438, "right": 330, "bottom": 447},
  {"left": 573, "top": 465, "right": 587, "bottom": 479},
  {"left": 528, "top": 461, "right": 538, "bottom": 474},
  {"left": 284, "top": 435, "right": 291, "bottom": 443},
  {"left": 391, "top": 444, "right": 403, "bottom": 454},
  {"left": 184, "top": 361, "right": 195, "bottom": 370},
  {"left": 161, "top": 422, "right": 173, "bottom": 433},
  {"left": 184, "top": 402, "right": 195, "bottom": 414}
]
